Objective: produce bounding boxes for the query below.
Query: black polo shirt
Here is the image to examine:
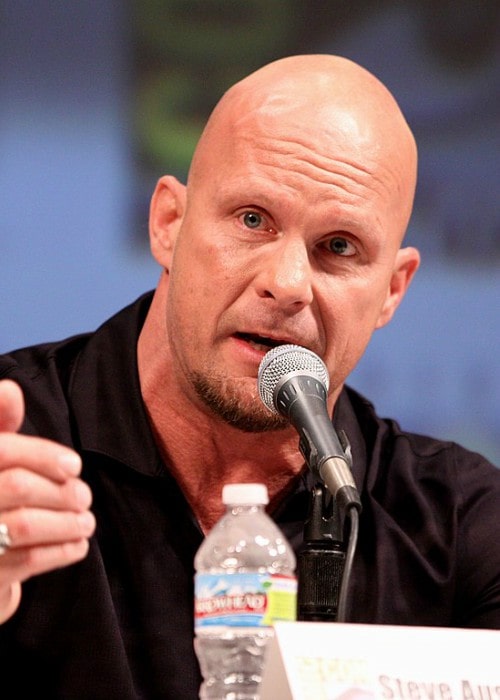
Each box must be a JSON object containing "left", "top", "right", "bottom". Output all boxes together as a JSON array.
[{"left": 1, "top": 292, "right": 499, "bottom": 699}]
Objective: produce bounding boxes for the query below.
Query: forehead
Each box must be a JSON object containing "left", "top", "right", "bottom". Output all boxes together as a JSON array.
[
  {"left": 206, "top": 112, "right": 397, "bottom": 222},
  {"left": 187, "top": 64, "right": 415, "bottom": 244}
]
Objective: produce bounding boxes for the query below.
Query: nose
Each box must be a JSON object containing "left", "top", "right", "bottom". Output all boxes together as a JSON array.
[{"left": 256, "top": 237, "right": 314, "bottom": 309}]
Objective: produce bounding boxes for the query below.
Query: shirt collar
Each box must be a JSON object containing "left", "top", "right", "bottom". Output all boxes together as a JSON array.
[
  {"left": 68, "top": 290, "right": 369, "bottom": 491},
  {"left": 333, "top": 387, "right": 369, "bottom": 494},
  {"left": 69, "top": 291, "right": 164, "bottom": 476}
]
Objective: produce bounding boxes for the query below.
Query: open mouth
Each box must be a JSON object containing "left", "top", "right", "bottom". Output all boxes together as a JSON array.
[{"left": 234, "top": 332, "right": 286, "bottom": 352}]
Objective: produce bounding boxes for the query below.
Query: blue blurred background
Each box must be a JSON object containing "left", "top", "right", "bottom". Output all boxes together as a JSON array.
[{"left": 1, "top": 1, "right": 499, "bottom": 464}]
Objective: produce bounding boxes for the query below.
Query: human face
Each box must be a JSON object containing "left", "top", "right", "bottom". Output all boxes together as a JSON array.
[{"left": 156, "top": 108, "right": 418, "bottom": 428}]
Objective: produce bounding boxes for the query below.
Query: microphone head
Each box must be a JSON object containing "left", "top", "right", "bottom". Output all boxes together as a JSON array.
[{"left": 257, "top": 344, "right": 330, "bottom": 414}]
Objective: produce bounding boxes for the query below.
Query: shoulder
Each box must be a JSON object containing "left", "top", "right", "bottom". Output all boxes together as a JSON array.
[
  {"left": 344, "top": 384, "right": 499, "bottom": 499},
  {"left": 1, "top": 335, "right": 89, "bottom": 383},
  {"left": 0, "top": 334, "right": 91, "bottom": 442},
  {"left": 0, "top": 293, "right": 154, "bottom": 444}
]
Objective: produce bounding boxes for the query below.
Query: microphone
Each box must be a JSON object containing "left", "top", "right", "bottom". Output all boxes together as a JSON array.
[{"left": 257, "top": 344, "right": 361, "bottom": 513}]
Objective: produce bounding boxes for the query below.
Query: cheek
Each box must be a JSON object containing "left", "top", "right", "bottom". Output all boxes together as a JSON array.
[
  {"left": 193, "top": 228, "right": 243, "bottom": 279},
  {"left": 325, "top": 274, "right": 389, "bottom": 328},
  {"left": 169, "top": 236, "right": 244, "bottom": 327},
  {"left": 321, "top": 278, "right": 389, "bottom": 375}
]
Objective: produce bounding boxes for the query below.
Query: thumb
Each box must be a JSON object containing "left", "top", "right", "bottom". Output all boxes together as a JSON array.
[
  {"left": 0, "top": 583, "right": 22, "bottom": 625},
  {"left": 0, "top": 379, "right": 25, "bottom": 432}
]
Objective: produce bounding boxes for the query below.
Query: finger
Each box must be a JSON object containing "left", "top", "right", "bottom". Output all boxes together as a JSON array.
[
  {"left": 0, "top": 470, "right": 92, "bottom": 512},
  {"left": 0, "top": 432, "right": 82, "bottom": 483},
  {"left": 0, "top": 508, "right": 96, "bottom": 549},
  {"left": 0, "top": 539, "right": 91, "bottom": 586},
  {"left": 0, "top": 380, "right": 25, "bottom": 432}
]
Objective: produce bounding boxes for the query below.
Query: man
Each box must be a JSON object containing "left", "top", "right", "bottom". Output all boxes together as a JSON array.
[{"left": 0, "top": 55, "right": 499, "bottom": 698}]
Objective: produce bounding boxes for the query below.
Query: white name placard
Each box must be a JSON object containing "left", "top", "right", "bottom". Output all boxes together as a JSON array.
[{"left": 260, "top": 621, "right": 500, "bottom": 700}]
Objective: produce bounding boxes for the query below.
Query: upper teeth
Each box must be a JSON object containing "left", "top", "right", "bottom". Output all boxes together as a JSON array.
[{"left": 246, "top": 335, "right": 279, "bottom": 348}]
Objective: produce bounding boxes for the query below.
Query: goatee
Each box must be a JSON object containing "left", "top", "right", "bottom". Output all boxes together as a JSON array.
[{"left": 191, "top": 371, "right": 288, "bottom": 432}]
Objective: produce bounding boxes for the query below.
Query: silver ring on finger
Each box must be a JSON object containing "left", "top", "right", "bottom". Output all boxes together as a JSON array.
[{"left": 0, "top": 522, "right": 12, "bottom": 556}]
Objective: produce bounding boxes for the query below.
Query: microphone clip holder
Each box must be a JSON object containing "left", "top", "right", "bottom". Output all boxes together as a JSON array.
[{"left": 297, "top": 481, "right": 347, "bottom": 622}]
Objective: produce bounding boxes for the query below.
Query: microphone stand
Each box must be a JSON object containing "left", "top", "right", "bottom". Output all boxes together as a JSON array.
[{"left": 297, "top": 483, "right": 347, "bottom": 622}]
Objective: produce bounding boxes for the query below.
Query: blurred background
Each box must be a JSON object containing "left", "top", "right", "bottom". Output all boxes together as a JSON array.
[{"left": 1, "top": 0, "right": 499, "bottom": 464}]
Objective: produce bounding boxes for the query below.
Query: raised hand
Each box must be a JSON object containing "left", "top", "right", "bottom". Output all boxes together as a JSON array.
[{"left": 0, "top": 380, "right": 95, "bottom": 624}]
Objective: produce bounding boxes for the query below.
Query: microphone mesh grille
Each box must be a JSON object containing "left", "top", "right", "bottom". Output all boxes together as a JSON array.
[{"left": 257, "top": 344, "right": 329, "bottom": 413}]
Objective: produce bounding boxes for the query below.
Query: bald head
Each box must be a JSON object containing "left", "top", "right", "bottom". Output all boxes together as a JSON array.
[
  {"left": 188, "top": 54, "right": 417, "bottom": 240},
  {"left": 147, "top": 54, "right": 421, "bottom": 433},
  {"left": 222, "top": 54, "right": 410, "bottom": 117}
]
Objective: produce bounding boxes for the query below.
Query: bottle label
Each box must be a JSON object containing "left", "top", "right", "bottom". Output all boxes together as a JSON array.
[{"left": 194, "top": 573, "right": 297, "bottom": 628}]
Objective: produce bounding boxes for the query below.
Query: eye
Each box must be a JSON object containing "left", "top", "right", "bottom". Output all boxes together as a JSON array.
[
  {"left": 327, "top": 236, "right": 357, "bottom": 257},
  {"left": 240, "top": 210, "right": 268, "bottom": 231}
]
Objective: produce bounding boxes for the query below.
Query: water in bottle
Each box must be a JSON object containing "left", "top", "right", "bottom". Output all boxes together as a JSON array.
[{"left": 194, "top": 483, "right": 297, "bottom": 700}]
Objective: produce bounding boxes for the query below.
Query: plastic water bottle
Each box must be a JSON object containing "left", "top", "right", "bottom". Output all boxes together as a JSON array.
[{"left": 194, "top": 483, "right": 297, "bottom": 700}]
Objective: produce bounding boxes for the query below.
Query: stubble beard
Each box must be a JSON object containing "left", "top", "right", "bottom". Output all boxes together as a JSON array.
[{"left": 190, "top": 370, "right": 289, "bottom": 433}]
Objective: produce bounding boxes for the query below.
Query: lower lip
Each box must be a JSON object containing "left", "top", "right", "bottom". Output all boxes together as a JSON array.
[{"left": 230, "top": 335, "right": 270, "bottom": 366}]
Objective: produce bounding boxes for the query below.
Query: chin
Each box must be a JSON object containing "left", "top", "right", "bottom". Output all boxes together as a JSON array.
[{"left": 191, "top": 371, "right": 287, "bottom": 433}]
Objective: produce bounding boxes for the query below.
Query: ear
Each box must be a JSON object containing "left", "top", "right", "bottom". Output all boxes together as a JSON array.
[
  {"left": 375, "top": 247, "right": 420, "bottom": 329},
  {"left": 149, "top": 175, "right": 187, "bottom": 268}
]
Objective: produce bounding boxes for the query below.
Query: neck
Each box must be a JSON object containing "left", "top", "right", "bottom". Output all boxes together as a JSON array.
[
  {"left": 145, "top": 401, "right": 304, "bottom": 532},
  {"left": 137, "top": 286, "right": 305, "bottom": 532}
]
